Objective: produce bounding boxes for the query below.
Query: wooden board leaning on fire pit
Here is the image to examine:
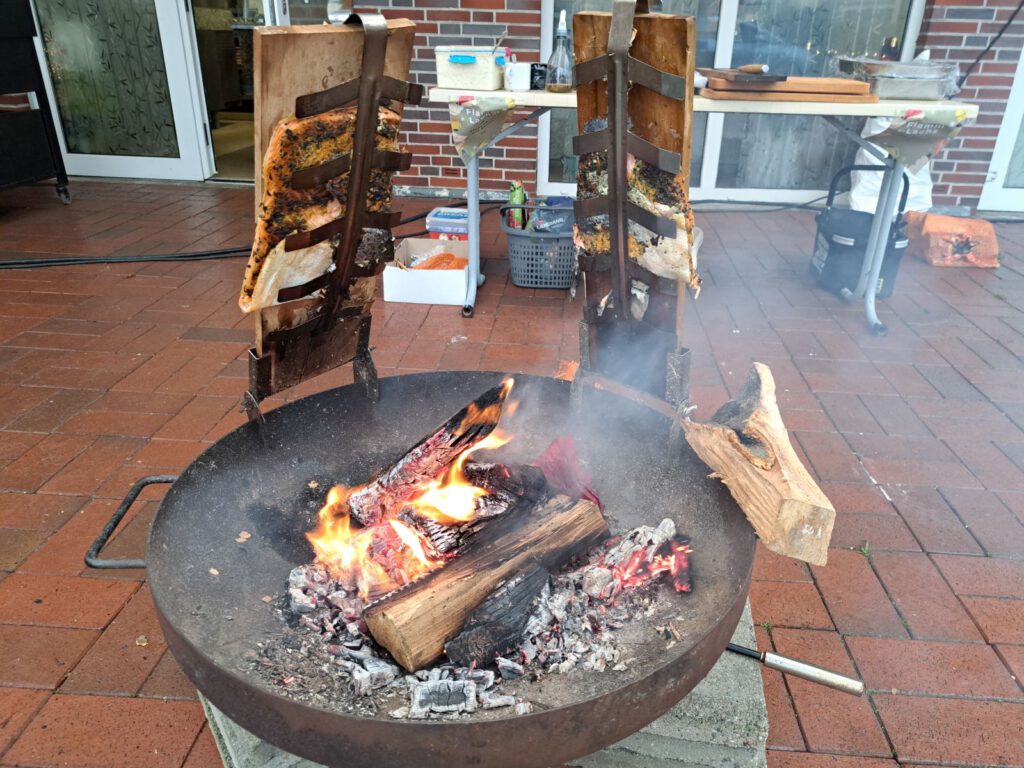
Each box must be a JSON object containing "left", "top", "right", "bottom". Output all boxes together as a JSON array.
[{"left": 364, "top": 495, "right": 609, "bottom": 671}]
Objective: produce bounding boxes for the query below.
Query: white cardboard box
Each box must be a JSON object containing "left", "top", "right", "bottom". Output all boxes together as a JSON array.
[{"left": 383, "top": 239, "right": 469, "bottom": 306}]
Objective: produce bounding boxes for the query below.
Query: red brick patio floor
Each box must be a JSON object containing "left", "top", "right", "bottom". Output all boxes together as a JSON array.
[{"left": 1, "top": 180, "right": 1023, "bottom": 767}]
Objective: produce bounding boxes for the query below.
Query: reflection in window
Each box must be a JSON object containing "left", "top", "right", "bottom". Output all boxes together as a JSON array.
[{"left": 717, "top": 0, "right": 912, "bottom": 189}]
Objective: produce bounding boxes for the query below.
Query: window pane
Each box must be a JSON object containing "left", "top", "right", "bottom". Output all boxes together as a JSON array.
[
  {"left": 717, "top": 0, "right": 912, "bottom": 189},
  {"left": 546, "top": 0, "right": 719, "bottom": 187},
  {"left": 34, "top": 0, "right": 179, "bottom": 158}
]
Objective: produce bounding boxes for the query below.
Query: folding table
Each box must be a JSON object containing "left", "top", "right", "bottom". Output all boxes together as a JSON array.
[{"left": 429, "top": 87, "right": 978, "bottom": 333}]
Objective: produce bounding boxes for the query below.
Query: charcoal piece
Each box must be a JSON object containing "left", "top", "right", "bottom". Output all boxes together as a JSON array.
[
  {"left": 445, "top": 566, "right": 551, "bottom": 668},
  {"left": 581, "top": 566, "right": 614, "bottom": 599},
  {"left": 478, "top": 689, "right": 516, "bottom": 710},
  {"left": 360, "top": 656, "right": 399, "bottom": 688},
  {"left": 289, "top": 588, "right": 317, "bottom": 614},
  {"left": 496, "top": 657, "right": 524, "bottom": 680},
  {"left": 463, "top": 669, "right": 495, "bottom": 689},
  {"left": 409, "top": 679, "right": 478, "bottom": 718},
  {"left": 349, "top": 663, "right": 373, "bottom": 696}
]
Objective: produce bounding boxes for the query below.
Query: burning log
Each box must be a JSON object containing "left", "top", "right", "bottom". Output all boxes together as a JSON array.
[
  {"left": 398, "top": 462, "right": 549, "bottom": 556},
  {"left": 363, "top": 495, "right": 609, "bottom": 671},
  {"left": 683, "top": 363, "right": 835, "bottom": 566},
  {"left": 445, "top": 566, "right": 551, "bottom": 668},
  {"left": 348, "top": 380, "right": 514, "bottom": 525}
]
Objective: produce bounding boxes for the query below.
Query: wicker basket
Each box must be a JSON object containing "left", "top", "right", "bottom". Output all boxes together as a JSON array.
[{"left": 500, "top": 205, "right": 575, "bottom": 289}]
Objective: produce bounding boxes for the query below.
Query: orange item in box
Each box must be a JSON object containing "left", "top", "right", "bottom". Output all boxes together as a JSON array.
[
  {"left": 904, "top": 211, "right": 999, "bottom": 269},
  {"left": 411, "top": 252, "right": 469, "bottom": 270}
]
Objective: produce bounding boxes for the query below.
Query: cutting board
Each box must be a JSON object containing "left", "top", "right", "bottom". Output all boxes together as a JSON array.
[
  {"left": 705, "top": 76, "right": 870, "bottom": 95},
  {"left": 700, "top": 88, "right": 879, "bottom": 103},
  {"left": 697, "top": 67, "right": 787, "bottom": 83}
]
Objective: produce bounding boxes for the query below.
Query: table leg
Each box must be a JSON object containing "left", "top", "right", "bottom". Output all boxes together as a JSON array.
[
  {"left": 840, "top": 160, "right": 897, "bottom": 302},
  {"left": 463, "top": 154, "right": 482, "bottom": 318},
  {"left": 863, "top": 160, "right": 905, "bottom": 336}
]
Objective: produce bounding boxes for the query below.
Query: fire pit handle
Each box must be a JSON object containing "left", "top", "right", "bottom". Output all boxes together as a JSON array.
[{"left": 84, "top": 474, "right": 177, "bottom": 570}]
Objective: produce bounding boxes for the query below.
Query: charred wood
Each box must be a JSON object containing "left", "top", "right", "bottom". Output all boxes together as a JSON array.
[
  {"left": 444, "top": 566, "right": 551, "bottom": 668},
  {"left": 347, "top": 381, "right": 513, "bottom": 525}
]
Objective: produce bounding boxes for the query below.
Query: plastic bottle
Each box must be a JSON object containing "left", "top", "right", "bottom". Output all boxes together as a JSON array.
[{"left": 545, "top": 10, "right": 574, "bottom": 93}]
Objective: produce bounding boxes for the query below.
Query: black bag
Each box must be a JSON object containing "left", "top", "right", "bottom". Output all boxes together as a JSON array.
[{"left": 810, "top": 165, "right": 910, "bottom": 299}]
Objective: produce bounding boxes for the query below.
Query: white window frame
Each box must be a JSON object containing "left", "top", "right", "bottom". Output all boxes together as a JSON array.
[
  {"left": 978, "top": 50, "right": 1024, "bottom": 212},
  {"left": 29, "top": 0, "right": 214, "bottom": 181},
  {"left": 537, "top": 0, "right": 926, "bottom": 202}
]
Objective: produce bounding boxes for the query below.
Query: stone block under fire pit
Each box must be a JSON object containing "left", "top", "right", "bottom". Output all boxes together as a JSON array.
[{"left": 197, "top": 603, "right": 767, "bottom": 768}]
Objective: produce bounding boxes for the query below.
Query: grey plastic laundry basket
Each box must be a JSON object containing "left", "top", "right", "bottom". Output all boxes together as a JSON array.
[{"left": 500, "top": 205, "right": 575, "bottom": 289}]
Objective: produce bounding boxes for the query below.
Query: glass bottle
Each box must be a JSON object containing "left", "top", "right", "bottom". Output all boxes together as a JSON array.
[{"left": 545, "top": 10, "right": 574, "bottom": 93}]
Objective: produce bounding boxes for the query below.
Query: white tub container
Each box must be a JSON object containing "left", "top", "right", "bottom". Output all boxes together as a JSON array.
[{"left": 436, "top": 46, "right": 508, "bottom": 90}]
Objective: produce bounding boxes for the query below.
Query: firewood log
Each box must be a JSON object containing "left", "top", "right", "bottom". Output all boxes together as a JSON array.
[
  {"left": 398, "top": 462, "right": 549, "bottom": 556},
  {"left": 364, "top": 495, "right": 608, "bottom": 671},
  {"left": 683, "top": 363, "right": 835, "bottom": 566},
  {"left": 348, "top": 381, "right": 513, "bottom": 525},
  {"left": 444, "top": 566, "right": 550, "bottom": 668}
]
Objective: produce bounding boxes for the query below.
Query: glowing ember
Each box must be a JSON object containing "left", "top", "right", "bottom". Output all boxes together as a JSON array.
[
  {"left": 305, "top": 379, "right": 516, "bottom": 599},
  {"left": 610, "top": 537, "right": 693, "bottom": 595}
]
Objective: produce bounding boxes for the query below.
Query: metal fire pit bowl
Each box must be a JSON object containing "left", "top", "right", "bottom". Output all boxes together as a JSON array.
[{"left": 140, "top": 371, "right": 754, "bottom": 768}]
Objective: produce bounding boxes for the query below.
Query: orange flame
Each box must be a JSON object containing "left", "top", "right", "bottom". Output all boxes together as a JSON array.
[
  {"left": 407, "top": 429, "right": 511, "bottom": 523},
  {"left": 305, "top": 378, "right": 517, "bottom": 599}
]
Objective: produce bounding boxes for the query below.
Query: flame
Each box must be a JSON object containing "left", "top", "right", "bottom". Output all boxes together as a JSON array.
[
  {"left": 611, "top": 538, "right": 693, "bottom": 594},
  {"left": 305, "top": 378, "right": 517, "bottom": 599},
  {"left": 389, "top": 519, "right": 436, "bottom": 568},
  {"left": 408, "top": 429, "right": 512, "bottom": 523}
]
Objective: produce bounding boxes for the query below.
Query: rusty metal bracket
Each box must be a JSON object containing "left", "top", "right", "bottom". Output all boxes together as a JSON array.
[{"left": 246, "top": 7, "right": 422, "bottom": 413}]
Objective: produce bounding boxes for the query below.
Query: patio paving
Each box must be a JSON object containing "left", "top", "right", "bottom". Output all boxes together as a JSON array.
[{"left": 1, "top": 179, "right": 1023, "bottom": 767}]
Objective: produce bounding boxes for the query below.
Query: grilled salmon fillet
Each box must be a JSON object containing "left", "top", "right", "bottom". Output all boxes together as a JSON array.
[{"left": 240, "top": 106, "right": 401, "bottom": 313}]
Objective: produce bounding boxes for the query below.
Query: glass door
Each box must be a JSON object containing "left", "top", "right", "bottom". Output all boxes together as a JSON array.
[
  {"left": 979, "top": 51, "right": 1024, "bottom": 212},
  {"left": 30, "top": 0, "right": 213, "bottom": 181},
  {"left": 713, "top": 0, "right": 914, "bottom": 192}
]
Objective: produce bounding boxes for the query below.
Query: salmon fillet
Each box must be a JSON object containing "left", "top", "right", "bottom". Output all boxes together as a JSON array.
[{"left": 240, "top": 106, "right": 401, "bottom": 312}]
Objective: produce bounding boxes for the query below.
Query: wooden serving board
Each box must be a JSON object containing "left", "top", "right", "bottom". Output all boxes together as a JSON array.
[
  {"left": 253, "top": 20, "right": 416, "bottom": 211},
  {"left": 705, "top": 76, "right": 870, "bottom": 95},
  {"left": 698, "top": 67, "right": 787, "bottom": 83},
  {"left": 700, "top": 88, "right": 879, "bottom": 104}
]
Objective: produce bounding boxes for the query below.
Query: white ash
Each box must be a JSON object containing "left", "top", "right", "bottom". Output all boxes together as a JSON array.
[
  {"left": 257, "top": 518, "right": 690, "bottom": 718},
  {"left": 497, "top": 518, "right": 687, "bottom": 679},
  {"left": 254, "top": 564, "right": 530, "bottom": 719}
]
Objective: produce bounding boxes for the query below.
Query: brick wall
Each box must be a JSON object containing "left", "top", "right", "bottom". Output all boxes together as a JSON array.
[
  {"left": 355, "top": 1, "right": 544, "bottom": 199},
  {"left": 916, "top": 0, "right": 1023, "bottom": 209}
]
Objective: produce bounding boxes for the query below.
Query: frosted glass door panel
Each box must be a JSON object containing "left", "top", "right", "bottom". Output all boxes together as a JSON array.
[
  {"left": 1006, "top": 117, "right": 1024, "bottom": 188},
  {"left": 717, "top": 0, "right": 913, "bottom": 189},
  {"left": 34, "top": 0, "right": 179, "bottom": 158},
  {"left": 545, "top": 0, "right": 718, "bottom": 187}
]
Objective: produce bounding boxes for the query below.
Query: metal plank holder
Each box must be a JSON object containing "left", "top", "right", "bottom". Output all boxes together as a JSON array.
[{"left": 571, "top": 0, "right": 692, "bottom": 406}]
